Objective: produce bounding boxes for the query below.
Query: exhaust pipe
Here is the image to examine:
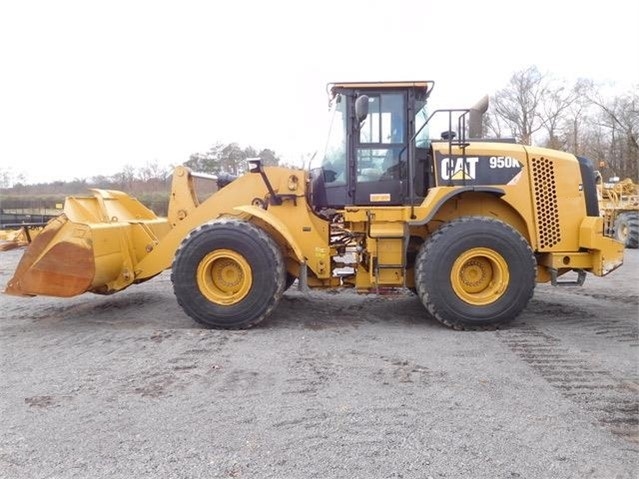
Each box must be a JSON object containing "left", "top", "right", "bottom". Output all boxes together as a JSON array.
[{"left": 469, "top": 95, "right": 489, "bottom": 139}]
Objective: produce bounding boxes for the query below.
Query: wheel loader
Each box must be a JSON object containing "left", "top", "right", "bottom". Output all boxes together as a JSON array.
[
  {"left": 4, "top": 81, "right": 625, "bottom": 330},
  {"left": 596, "top": 174, "right": 639, "bottom": 249}
]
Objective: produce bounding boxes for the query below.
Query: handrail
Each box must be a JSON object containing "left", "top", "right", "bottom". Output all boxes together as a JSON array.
[
  {"left": 399, "top": 107, "right": 472, "bottom": 214},
  {"left": 399, "top": 108, "right": 471, "bottom": 162}
]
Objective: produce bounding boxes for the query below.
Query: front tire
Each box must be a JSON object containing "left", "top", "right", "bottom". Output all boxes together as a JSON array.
[
  {"left": 171, "top": 219, "right": 285, "bottom": 329},
  {"left": 415, "top": 217, "right": 536, "bottom": 330}
]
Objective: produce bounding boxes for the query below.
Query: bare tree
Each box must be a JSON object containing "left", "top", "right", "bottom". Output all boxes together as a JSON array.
[
  {"left": 559, "top": 79, "right": 597, "bottom": 157},
  {"left": 538, "top": 78, "right": 589, "bottom": 150},
  {"left": 489, "top": 66, "right": 547, "bottom": 145},
  {"left": 0, "top": 167, "right": 26, "bottom": 189},
  {"left": 138, "top": 160, "right": 168, "bottom": 182},
  {"left": 112, "top": 164, "right": 137, "bottom": 191},
  {"left": 483, "top": 110, "right": 507, "bottom": 139},
  {"left": 587, "top": 87, "right": 639, "bottom": 179},
  {"left": 486, "top": 68, "right": 637, "bottom": 181}
]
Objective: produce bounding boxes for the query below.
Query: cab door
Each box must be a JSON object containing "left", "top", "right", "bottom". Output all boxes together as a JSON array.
[{"left": 353, "top": 92, "right": 407, "bottom": 205}]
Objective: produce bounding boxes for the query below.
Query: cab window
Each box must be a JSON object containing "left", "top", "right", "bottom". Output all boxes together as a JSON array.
[
  {"left": 357, "top": 93, "right": 405, "bottom": 182},
  {"left": 359, "top": 93, "right": 405, "bottom": 145}
]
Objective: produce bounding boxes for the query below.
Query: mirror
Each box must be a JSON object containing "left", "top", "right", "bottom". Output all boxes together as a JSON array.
[{"left": 355, "top": 95, "right": 369, "bottom": 124}]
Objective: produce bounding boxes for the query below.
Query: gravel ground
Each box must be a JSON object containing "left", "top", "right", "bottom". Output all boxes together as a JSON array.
[{"left": 1, "top": 248, "right": 638, "bottom": 479}]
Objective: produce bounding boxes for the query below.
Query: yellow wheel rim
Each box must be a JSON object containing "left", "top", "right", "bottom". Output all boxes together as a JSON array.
[
  {"left": 196, "top": 249, "right": 252, "bottom": 305},
  {"left": 450, "top": 247, "right": 509, "bottom": 306}
]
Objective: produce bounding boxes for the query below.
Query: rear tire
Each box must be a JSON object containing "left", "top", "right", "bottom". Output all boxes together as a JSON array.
[
  {"left": 415, "top": 217, "right": 536, "bottom": 330},
  {"left": 171, "top": 219, "right": 285, "bottom": 329},
  {"left": 613, "top": 212, "right": 639, "bottom": 248}
]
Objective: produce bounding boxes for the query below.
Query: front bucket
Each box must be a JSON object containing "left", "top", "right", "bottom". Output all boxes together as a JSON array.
[
  {"left": 5, "top": 215, "right": 96, "bottom": 297},
  {"left": 4, "top": 189, "right": 171, "bottom": 298}
]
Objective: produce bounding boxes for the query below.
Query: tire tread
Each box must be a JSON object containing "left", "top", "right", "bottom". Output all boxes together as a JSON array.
[
  {"left": 415, "top": 217, "right": 536, "bottom": 331},
  {"left": 171, "top": 218, "right": 285, "bottom": 329}
]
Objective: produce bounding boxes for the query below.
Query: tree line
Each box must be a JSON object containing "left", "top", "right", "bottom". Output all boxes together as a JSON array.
[
  {"left": 0, "top": 143, "right": 282, "bottom": 194},
  {"left": 184, "top": 142, "right": 281, "bottom": 176},
  {"left": 485, "top": 66, "right": 638, "bottom": 180}
]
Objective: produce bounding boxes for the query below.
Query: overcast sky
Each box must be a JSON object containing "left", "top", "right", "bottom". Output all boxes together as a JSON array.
[{"left": 1, "top": 0, "right": 638, "bottom": 184}]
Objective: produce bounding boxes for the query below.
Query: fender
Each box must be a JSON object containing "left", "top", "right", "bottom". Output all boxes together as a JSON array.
[
  {"left": 410, "top": 186, "right": 505, "bottom": 226},
  {"left": 233, "top": 205, "right": 305, "bottom": 263}
]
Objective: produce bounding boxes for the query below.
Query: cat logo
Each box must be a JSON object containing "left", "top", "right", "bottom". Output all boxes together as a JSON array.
[
  {"left": 441, "top": 157, "right": 479, "bottom": 181},
  {"left": 436, "top": 152, "right": 523, "bottom": 185}
]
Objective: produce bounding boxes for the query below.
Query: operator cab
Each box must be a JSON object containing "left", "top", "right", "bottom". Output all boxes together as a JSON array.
[{"left": 309, "top": 81, "right": 434, "bottom": 209}]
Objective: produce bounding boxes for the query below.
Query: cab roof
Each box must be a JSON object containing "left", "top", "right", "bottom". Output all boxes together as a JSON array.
[{"left": 329, "top": 81, "right": 434, "bottom": 94}]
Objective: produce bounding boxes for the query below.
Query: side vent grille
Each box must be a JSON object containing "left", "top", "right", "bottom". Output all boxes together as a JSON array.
[{"left": 531, "top": 157, "right": 561, "bottom": 249}]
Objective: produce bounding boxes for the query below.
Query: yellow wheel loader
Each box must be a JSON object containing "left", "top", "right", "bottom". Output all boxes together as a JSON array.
[
  {"left": 597, "top": 175, "right": 639, "bottom": 249},
  {"left": 5, "top": 81, "right": 625, "bottom": 330}
]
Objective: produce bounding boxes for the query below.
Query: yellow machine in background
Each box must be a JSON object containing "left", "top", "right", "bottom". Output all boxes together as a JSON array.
[
  {"left": 597, "top": 175, "right": 639, "bottom": 249},
  {"left": 5, "top": 81, "right": 624, "bottom": 330},
  {"left": 0, "top": 227, "right": 42, "bottom": 251}
]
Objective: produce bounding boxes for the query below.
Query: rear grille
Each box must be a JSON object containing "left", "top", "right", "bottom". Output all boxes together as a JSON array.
[{"left": 531, "top": 157, "right": 561, "bottom": 249}]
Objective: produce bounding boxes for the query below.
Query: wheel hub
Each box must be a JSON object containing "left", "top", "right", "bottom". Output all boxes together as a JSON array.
[
  {"left": 197, "top": 249, "right": 252, "bottom": 305},
  {"left": 451, "top": 248, "right": 509, "bottom": 305},
  {"left": 214, "top": 258, "right": 243, "bottom": 288}
]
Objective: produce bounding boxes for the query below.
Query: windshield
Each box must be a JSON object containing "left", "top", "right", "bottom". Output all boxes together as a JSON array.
[{"left": 310, "top": 94, "right": 347, "bottom": 184}]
